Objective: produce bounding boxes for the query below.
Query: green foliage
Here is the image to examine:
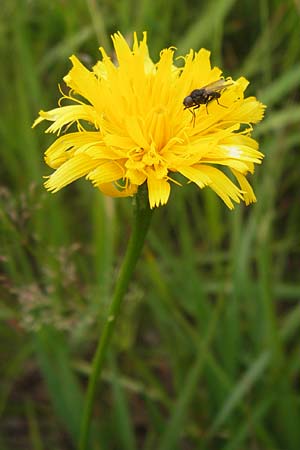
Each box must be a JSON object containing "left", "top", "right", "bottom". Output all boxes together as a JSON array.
[{"left": 1, "top": 0, "right": 300, "bottom": 448}]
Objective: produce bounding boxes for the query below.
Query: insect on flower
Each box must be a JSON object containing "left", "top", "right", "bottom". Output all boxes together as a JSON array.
[{"left": 183, "top": 78, "right": 233, "bottom": 125}]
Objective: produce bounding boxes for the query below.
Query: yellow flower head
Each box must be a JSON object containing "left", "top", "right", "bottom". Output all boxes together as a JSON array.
[{"left": 33, "top": 32, "right": 265, "bottom": 209}]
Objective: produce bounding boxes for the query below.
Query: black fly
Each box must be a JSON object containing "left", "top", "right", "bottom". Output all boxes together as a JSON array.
[{"left": 183, "top": 78, "right": 233, "bottom": 126}]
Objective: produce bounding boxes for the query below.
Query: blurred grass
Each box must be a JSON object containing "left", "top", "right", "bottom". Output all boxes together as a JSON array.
[{"left": 1, "top": 0, "right": 300, "bottom": 449}]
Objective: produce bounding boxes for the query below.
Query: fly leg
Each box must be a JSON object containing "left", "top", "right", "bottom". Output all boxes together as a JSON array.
[
  {"left": 205, "top": 94, "right": 227, "bottom": 113},
  {"left": 190, "top": 104, "right": 200, "bottom": 127}
]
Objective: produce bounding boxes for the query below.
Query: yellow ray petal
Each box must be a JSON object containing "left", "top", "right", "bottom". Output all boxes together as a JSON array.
[
  {"left": 180, "top": 164, "right": 243, "bottom": 209},
  {"left": 87, "top": 161, "right": 125, "bottom": 186},
  {"left": 147, "top": 175, "right": 170, "bottom": 208},
  {"left": 125, "top": 115, "right": 149, "bottom": 149},
  {"left": 229, "top": 98, "right": 266, "bottom": 124},
  {"left": 33, "top": 105, "right": 101, "bottom": 134},
  {"left": 232, "top": 169, "right": 257, "bottom": 205},
  {"left": 178, "top": 165, "right": 212, "bottom": 188},
  {"left": 98, "top": 182, "right": 138, "bottom": 197},
  {"left": 63, "top": 55, "right": 103, "bottom": 113},
  {"left": 44, "top": 132, "right": 105, "bottom": 168},
  {"left": 197, "top": 165, "right": 243, "bottom": 209},
  {"left": 44, "top": 154, "right": 99, "bottom": 192}
]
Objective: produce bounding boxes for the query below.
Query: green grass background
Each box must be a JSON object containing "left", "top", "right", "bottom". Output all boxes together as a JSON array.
[{"left": 1, "top": 0, "right": 300, "bottom": 449}]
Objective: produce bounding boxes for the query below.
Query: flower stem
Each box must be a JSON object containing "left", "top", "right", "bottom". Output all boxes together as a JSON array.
[{"left": 79, "top": 184, "right": 153, "bottom": 450}]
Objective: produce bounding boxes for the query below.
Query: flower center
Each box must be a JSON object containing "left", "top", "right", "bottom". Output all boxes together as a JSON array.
[
  {"left": 146, "top": 106, "right": 169, "bottom": 152},
  {"left": 142, "top": 144, "right": 162, "bottom": 166}
]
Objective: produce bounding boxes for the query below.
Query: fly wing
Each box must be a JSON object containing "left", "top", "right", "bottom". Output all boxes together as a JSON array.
[{"left": 202, "top": 78, "right": 233, "bottom": 94}]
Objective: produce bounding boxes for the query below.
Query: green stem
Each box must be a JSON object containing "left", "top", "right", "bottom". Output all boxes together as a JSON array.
[{"left": 79, "top": 184, "right": 154, "bottom": 450}]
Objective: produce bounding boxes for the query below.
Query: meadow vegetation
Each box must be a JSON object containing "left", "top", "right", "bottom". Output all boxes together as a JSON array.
[{"left": 1, "top": 0, "right": 300, "bottom": 449}]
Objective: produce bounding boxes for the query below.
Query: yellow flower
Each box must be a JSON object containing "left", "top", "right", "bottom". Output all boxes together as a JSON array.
[{"left": 33, "top": 32, "right": 265, "bottom": 209}]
